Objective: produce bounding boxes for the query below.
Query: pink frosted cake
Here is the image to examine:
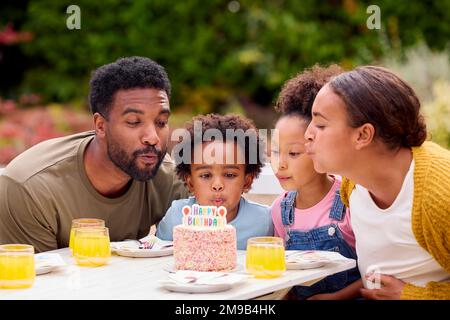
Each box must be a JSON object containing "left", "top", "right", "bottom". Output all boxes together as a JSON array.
[{"left": 173, "top": 205, "right": 237, "bottom": 272}]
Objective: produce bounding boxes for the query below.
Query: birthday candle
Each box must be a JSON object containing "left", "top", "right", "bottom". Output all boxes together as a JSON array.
[{"left": 182, "top": 204, "right": 228, "bottom": 227}]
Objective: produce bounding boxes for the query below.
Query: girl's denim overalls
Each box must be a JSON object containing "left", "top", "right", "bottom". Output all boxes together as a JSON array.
[{"left": 281, "top": 190, "right": 360, "bottom": 299}]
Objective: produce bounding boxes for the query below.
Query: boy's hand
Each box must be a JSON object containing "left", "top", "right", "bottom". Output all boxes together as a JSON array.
[{"left": 360, "top": 274, "right": 405, "bottom": 300}]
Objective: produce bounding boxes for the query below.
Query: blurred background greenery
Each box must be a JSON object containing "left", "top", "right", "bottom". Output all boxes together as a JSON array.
[{"left": 0, "top": 0, "right": 449, "bottom": 165}]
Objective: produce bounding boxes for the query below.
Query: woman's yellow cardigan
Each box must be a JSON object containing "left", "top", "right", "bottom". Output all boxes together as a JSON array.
[{"left": 340, "top": 141, "right": 450, "bottom": 300}]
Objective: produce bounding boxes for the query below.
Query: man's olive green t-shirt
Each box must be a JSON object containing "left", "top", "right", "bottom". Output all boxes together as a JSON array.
[{"left": 0, "top": 131, "right": 188, "bottom": 252}]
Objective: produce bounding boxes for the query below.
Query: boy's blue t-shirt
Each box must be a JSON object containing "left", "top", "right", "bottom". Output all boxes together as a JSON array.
[{"left": 156, "top": 197, "right": 274, "bottom": 250}]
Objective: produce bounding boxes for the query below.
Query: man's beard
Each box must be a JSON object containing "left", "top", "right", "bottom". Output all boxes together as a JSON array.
[{"left": 106, "top": 137, "right": 167, "bottom": 181}]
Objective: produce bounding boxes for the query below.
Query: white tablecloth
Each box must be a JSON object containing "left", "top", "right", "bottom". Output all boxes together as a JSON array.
[{"left": 0, "top": 249, "right": 356, "bottom": 300}]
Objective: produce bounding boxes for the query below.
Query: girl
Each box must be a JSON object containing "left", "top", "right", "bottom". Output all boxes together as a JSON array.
[{"left": 271, "top": 65, "right": 361, "bottom": 299}]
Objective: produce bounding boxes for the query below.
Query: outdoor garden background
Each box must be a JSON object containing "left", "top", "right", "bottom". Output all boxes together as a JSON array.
[{"left": 1, "top": 0, "right": 450, "bottom": 167}]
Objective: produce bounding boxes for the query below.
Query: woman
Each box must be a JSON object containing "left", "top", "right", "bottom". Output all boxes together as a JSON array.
[{"left": 304, "top": 66, "right": 449, "bottom": 300}]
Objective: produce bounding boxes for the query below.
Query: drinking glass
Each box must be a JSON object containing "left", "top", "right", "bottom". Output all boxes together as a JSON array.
[
  {"left": 73, "top": 227, "right": 110, "bottom": 267},
  {"left": 0, "top": 244, "right": 35, "bottom": 289},
  {"left": 69, "top": 218, "right": 105, "bottom": 252},
  {"left": 246, "top": 237, "right": 285, "bottom": 278}
]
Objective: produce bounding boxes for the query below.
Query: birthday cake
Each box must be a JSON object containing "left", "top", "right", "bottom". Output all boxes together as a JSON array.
[{"left": 173, "top": 204, "right": 237, "bottom": 272}]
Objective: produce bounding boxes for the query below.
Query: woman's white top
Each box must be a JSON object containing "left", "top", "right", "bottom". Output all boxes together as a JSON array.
[{"left": 350, "top": 160, "right": 449, "bottom": 287}]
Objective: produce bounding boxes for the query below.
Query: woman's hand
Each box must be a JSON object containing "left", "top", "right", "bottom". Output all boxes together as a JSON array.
[{"left": 360, "top": 273, "right": 405, "bottom": 300}]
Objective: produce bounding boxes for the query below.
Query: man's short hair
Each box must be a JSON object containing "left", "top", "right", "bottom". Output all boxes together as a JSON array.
[{"left": 89, "top": 56, "right": 171, "bottom": 118}]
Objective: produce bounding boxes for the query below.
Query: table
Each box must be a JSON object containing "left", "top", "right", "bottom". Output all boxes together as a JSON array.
[{"left": 0, "top": 249, "right": 356, "bottom": 300}]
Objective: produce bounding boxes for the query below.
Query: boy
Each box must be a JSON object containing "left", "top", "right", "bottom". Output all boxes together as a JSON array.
[{"left": 157, "top": 114, "right": 273, "bottom": 249}]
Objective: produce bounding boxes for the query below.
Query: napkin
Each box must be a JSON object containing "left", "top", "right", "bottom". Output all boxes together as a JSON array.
[
  {"left": 35, "top": 253, "right": 67, "bottom": 268},
  {"left": 139, "top": 235, "right": 173, "bottom": 250}
]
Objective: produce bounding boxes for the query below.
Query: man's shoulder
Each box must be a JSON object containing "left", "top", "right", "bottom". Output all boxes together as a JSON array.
[{"left": 3, "top": 131, "right": 94, "bottom": 184}]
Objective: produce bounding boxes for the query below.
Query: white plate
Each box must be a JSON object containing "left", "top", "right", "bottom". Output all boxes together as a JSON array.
[
  {"left": 159, "top": 271, "right": 248, "bottom": 293},
  {"left": 114, "top": 247, "right": 173, "bottom": 258},
  {"left": 163, "top": 263, "right": 243, "bottom": 273},
  {"left": 160, "top": 281, "right": 233, "bottom": 294},
  {"left": 285, "top": 250, "right": 332, "bottom": 270},
  {"left": 111, "top": 239, "right": 174, "bottom": 258},
  {"left": 286, "top": 260, "right": 326, "bottom": 270}
]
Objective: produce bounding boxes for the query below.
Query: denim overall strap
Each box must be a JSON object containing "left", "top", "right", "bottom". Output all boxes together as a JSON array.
[
  {"left": 280, "top": 191, "right": 297, "bottom": 226},
  {"left": 328, "top": 190, "right": 346, "bottom": 221}
]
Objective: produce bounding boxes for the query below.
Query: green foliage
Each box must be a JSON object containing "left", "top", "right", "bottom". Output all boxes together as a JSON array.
[
  {"left": 423, "top": 81, "right": 450, "bottom": 149},
  {"left": 10, "top": 0, "right": 450, "bottom": 112},
  {"left": 382, "top": 43, "right": 450, "bottom": 149},
  {"left": 382, "top": 43, "right": 450, "bottom": 102}
]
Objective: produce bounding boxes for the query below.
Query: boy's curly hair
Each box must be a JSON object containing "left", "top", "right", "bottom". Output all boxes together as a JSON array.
[
  {"left": 275, "top": 64, "right": 343, "bottom": 120},
  {"left": 175, "top": 113, "right": 265, "bottom": 181}
]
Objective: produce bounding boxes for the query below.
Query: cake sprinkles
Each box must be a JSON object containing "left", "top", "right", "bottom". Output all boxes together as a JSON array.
[{"left": 173, "top": 204, "right": 237, "bottom": 272}]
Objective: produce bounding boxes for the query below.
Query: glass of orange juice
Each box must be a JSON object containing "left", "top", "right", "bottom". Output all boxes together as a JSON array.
[
  {"left": 246, "top": 237, "right": 285, "bottom": 278},
  {"left": 73, "top": 227, "right": 110, "bottom": 267},
  {"left": 69, "top": 218, "right": 105, "bottom": 253},
  {"left": 0, "top": 244, "right": 35, "bottom": 289}
]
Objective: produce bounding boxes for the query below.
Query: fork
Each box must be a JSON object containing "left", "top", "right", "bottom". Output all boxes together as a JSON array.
[
  {"left": 138, "top": 236, "right": 157, "bottom": 249},
  {"left": 122, "top": 237, "right": 156, "bottom": 249}
]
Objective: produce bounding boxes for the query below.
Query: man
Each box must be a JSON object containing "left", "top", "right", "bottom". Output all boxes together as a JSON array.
[{"left": 0, "top": 56, "right": 189, "bottom": 252}]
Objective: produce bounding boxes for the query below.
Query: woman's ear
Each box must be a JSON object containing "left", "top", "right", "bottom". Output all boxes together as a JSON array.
[
  {"left": 354, "top": 123, "right": 375, "bottom": 150},
  {"left": 242, "top": 173, "right": 255, "bottom": 193},
  {"left": 184, "top": 174, "right": 195, "bottom": 193}
]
